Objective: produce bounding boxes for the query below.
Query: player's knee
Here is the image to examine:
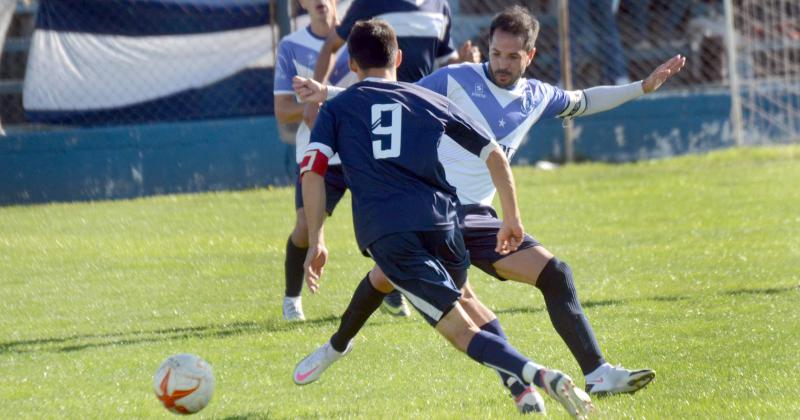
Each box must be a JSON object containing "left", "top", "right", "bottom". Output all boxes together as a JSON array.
[
  {"left": 290, "top": 211, "right": 310, "bottom": 246},
  {"left": 368, "top": 266, "right": 394, "bottom": 293},
  {"left": 535, "top": 257, "right": 575, "bottom": 293}
]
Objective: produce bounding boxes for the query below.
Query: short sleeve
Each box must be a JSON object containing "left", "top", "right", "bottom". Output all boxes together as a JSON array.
[
  {"left": 307, "top": 103, "right": 338, "bottom": 157},
  {"left": 444, "top": 99, "right": 496, "bottom": 159},
  {"left": 535, "top": 80, "right": 583, "bottom": 119},
  {"left": 335, "top": 0, "right": 374, "bottom": 40},
  {"left": 273, "top": 41, "right": 295, "bottom": 95},
  {"left": 417, "top": 68, "right": 449, "bottom": 96}
]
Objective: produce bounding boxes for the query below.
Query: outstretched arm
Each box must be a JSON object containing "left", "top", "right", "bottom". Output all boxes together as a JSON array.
[{"left": 560, "top": 55, "right": 687, "bottom": 118}]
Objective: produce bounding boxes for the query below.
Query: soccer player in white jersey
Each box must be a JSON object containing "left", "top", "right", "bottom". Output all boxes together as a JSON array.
[
  {"left": 272, "top": 0, "right": 358, "bottom": 322},
  {"left": 292, "top": 5, "right": 685, "bottom": 413}
]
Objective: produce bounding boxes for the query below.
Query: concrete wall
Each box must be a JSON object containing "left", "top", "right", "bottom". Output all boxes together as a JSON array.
[{"left": 0, "top": 91, "right": 735, "bottom": 206}]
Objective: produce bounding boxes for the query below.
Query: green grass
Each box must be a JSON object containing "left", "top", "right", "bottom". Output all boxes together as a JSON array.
[{"left": 1, "top": 145, "right": 799, "bottom": 419}]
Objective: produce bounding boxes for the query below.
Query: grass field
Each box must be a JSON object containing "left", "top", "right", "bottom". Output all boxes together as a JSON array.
[{"left": 1, "top": 145, "right": 799, "bottom": 419}]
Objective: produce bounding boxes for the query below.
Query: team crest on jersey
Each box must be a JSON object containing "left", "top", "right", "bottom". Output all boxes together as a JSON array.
[
  {"left": 471, "top": 83, "right": 486, "bottom": 98},
  {"left": 520, "top": 89, "right": 534, "bottom": 114}
]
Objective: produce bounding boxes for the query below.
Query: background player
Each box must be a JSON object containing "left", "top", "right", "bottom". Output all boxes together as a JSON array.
[
  {"left": 292, "top": 4, "right": 685, "bottom": 403},
  {"left": 273, "top": 0, "right": 358, "bottom": 321},
  {"left": 297, "top": 19, "right": 593, "bottom": 418}
]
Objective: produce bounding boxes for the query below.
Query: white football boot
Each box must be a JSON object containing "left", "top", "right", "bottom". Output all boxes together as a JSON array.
[
  {"left": 381, "top": 290, "right": 411, "bottom": 317},
  {"left": 282, "top": 296, "right": 305, "bottom": 321},
  {"left": 584, "top": 364, "right": 656, "bottom": 396},
  {"left": 538, "top": 369, "right": 593, "bottom": 420},
  {"left": 293, "top": 341, "right": 352, "bottom": 385},
  {"left": 506, "top": 377, "right": 546, "bottom": 414}
]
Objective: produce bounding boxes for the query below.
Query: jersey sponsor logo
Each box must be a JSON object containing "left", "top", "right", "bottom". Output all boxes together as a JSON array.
[{"left": 471, "top": 83, "right": 486, "bottom": 98}]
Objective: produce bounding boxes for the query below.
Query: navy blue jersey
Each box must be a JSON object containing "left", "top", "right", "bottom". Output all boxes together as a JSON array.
[
  {"left": 336, "top": 0, "right": 456, "bottom": 82},
  {"left": 307, "top": 79, "right": 497, "bottom": 251}
]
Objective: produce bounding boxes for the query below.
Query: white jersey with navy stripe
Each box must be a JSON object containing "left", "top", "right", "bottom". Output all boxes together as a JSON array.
[
  {"left": 273, "top": 26, "right": 357, "bottom": 164},
  {"left": 417, "top": 63, "right": 584, "bottom": 206}
]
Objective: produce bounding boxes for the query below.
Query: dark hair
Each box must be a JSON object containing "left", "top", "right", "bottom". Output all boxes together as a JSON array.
[
  {"left": 347, "top": 19, "right": 398, "bottom": 70},
  {"left": 489, "top": 5, "right": 540, "bottom": 51}
]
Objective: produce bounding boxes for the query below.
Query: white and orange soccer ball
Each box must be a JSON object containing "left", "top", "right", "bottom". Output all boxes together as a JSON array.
[{"left": 153, "top": 354, "right": 215, "bottom": 414}]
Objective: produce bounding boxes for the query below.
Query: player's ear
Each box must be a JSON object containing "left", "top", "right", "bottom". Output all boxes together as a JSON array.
[
  {"left": 394, "top": 49, "right": 403, "bottom": 69},
  {"left": 525, "top": 47, "right": 536, "bottom": 67},
  {"left": 348, "top": 57, "right": 359, "bottom": 73}
]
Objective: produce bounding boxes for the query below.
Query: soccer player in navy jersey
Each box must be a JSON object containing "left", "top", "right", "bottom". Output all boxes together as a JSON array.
[
  {"left": 292, "top": 5, "right": 685, "bottom": 409},
  {"left": 295, "top": 19, "right": 593, "bottom": 418},
  {"left": 309, "top": 0, "right": 479, "bottom": 317}
]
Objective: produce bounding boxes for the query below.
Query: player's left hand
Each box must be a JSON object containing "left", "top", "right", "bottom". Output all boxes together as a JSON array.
[
  {"left": 496, "top": 219, "right": 524, "bottom": 255},
  {"left": 304, "top": 243, "right": 328, "bottom": 293},
  {"left": 457, "top": 40, "right": 481, "bottom": 64},
  {"left": 292, "top": 76, "right": 327, "bottom": 103},
  {"left": 642, "top": 54, "right": 686, "bottom": 93}
]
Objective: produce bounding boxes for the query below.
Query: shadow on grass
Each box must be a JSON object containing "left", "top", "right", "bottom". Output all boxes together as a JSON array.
[
  {"left": 3, "top": 285, "right": 796, "bottom": 355},
  {"left": 0, "top": 316, "right": 341, "bottom": 355},
  {"left": 496, "top": 285, "right": 798, "bottom": 316}
]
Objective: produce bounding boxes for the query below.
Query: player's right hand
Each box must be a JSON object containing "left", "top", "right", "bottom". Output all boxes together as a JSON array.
[
  {"left": 304, "top": 243, "right": 328, "bottom": 293},
  {"left": 292, "top": 76, "right": 326, "bottom": 103},
  {"left": 496, "top": 219, "right": 524, "bottom": 255}
]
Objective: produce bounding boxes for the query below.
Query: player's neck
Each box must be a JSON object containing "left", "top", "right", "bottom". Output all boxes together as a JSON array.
[
  {"left": 359, "top": 68, "right": 396, "bottom": 82},
  {"left": 309, "top": 17, "right": 334, "bottom": 39}
]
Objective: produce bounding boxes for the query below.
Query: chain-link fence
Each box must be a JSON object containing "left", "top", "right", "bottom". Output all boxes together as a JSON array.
[
  {"left": 729, "top": 0, "right": 800, "bottom": 144},
  {"left": 1, "top": 0, "right": 797, "bottom": 144}
]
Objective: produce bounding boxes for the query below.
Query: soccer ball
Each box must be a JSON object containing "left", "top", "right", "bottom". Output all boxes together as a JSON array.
[{"left": 153, "top": 354, "right": 215, "bottom": 414}]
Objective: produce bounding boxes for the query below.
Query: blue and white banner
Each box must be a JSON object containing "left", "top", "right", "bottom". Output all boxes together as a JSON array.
[{"left": 23, "top": 0, "right": 275, "bottom": 125}]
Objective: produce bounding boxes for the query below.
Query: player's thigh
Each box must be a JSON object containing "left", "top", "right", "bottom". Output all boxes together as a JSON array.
[
  {"left": 493, "top": 246, "right": 554, "bottom": 286},
  {"left": 460, "top": 204, "right": 543, "bottom": 282},
  {"left": 368, "top": 265, "right": 395, "bottom": 293}
]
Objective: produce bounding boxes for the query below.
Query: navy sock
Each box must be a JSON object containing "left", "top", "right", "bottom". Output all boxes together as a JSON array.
[
  {"left": 284, "top": 237, "right": 307, "bottom": 297},
  {"left": 330, "top": 274, "right": 387, "bottom": 352},
  {"left": 466, "top": 330, "right": 537, "bottom": 386},
  {"left": 480, "top": 320, "right": 525, "bottom": 395},
  {"left": 536, "top": 257, "right": 606, "bottom": 375}
]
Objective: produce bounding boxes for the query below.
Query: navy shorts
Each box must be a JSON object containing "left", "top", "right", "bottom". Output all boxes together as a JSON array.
[
  {"left": 458, "top": 204, "right": 541, "bottom": 281},
  {"left": 295, "top": 165, "right": 347, "bottom": 215},
  {"left": 368, "top": 229, "right": 470, "bottom": 326}
]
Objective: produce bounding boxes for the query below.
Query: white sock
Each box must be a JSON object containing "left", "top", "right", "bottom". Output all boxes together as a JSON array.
[
  {"left": 585, "top": 362, "right": 613, "bottom": 381},
  {"left": 522, "top": 361, "right": 544, "bottom": 384}
]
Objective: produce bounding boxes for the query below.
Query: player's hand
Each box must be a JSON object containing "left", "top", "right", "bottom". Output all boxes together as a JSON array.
[
  {"left": 292, "top": 76, "right": 327, "bottom": 103},
  {"left": 642, "top": 54, "right": 686, "bottom": 93},
  {"left": 303, "top": 243, "right": 328, "bottom": 294},
  {"left": 303, "top": 102, "right": 321, "bottom": 127},
  {"left": 457, "top": 40, "right": 481, "bottom": 64},
  {"left": 496, "top": 219, "right": 524, "bottom": 255}
]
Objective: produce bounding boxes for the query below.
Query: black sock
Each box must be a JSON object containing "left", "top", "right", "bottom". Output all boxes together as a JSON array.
[
  {"left": 330, "top": 273, "right": 388, "bottom": 352},
  {"left": 284, "top": 237, "right": 307, "bottom": 297},
  {"left": 481, "top": 319, "right": 526, "bottom": 396},
  {"left": 536, "top": 258, "right": 606, "bottom": 375}
]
